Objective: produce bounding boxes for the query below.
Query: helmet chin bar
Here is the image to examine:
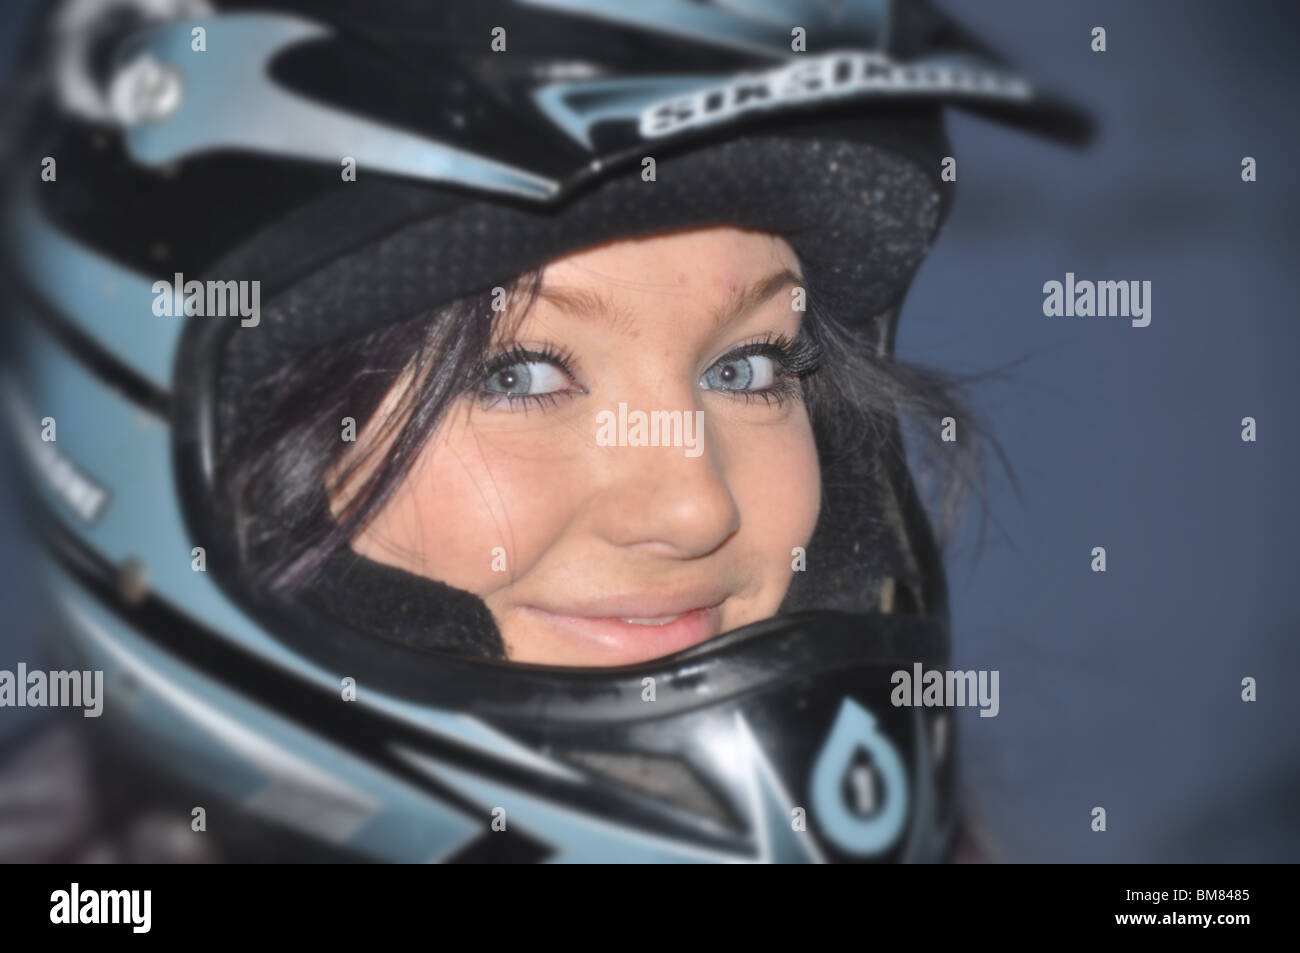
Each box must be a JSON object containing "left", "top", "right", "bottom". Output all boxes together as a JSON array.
[{"left": 43, "top": 501, "right": 956, "bottom": 862}]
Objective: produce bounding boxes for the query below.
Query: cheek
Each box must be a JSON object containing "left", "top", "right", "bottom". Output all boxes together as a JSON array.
[
  {"left": 354, "top": 410, "right": 581, "bottom": 593},
  {"left": 354, "top": 401, "right": 821, "bottom": 620},
  {"left": 723, "top": 409, "right": 822, "bottom": 572}
]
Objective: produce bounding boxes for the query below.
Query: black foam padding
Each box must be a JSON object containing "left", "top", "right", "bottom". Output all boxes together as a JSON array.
[{"left": 300, "top": 547, "right": 507, "bottom": 659}]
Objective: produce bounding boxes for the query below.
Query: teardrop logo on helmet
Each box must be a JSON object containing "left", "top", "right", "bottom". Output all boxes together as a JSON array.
[{"left": 809, "top": 696, "right": 909, "bottom": 855}]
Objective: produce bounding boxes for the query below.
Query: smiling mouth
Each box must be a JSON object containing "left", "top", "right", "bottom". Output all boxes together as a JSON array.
[{"left": 520, "top": 600, "right": 727, "bottom": 664}]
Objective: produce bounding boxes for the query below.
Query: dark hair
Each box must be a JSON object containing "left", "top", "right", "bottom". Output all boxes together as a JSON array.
[
  {"left": 799, "top": 291, "right": 1019, "bottom": 559},
  {"left": 220, "top": 256, "right": 1011, "bottom": 597},
  {"left": 220, "top": 269, "right": 542, "bottom": 593}
]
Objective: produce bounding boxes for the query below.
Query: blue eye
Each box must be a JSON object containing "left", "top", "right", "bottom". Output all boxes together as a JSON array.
[
  {"left": 482, "top": 360, "right": 570, "bottom": 396},
  {"left": 476, "top": 344, "right": 582, "bottom": 410},
  {"left": 697, "top": 333, "right": 821, "bottom": 407},
  {"left": 700, "top": 353, "right": 778, "bottom": 392}
]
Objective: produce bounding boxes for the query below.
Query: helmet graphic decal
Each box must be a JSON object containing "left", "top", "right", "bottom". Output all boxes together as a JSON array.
[
  {"left": 395, "top": 745, "right": 751, "bottom": 864},
  {"left": 731, "top": 712, "right": 828, "bottom": 863},
  {"left": 393, "top": 711, "right": 829, "bottom": 863},
  {"left": 809, "top": 697, "right": 908, "bottom": 856},
  {"left": 114, "top": 14, "right": 559, "bottom": 198}
]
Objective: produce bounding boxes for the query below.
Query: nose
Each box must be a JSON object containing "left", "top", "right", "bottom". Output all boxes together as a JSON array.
[{"left": 586, "top": 403, "right": 740, "bottom": 560}]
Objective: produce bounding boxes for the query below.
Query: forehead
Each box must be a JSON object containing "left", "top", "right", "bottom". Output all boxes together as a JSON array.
[{"left": 539, "top": 226, "right": 801, "bottom": 300}]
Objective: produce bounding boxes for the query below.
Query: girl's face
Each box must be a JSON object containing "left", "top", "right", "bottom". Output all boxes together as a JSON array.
[{"left": 338, "top": 226, "right": 822, "bottom": 666}]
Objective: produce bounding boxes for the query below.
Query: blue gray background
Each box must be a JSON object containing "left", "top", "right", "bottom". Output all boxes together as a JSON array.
[
  {"left": 899, "top": 0, "right": 1300, "bottom": 861},
  {"left": 1, "top": 0, "right": 1297, "bottom": 861}
]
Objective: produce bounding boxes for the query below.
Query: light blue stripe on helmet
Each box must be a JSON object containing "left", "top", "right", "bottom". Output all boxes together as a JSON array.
[
  {"left": 517, "top": 0, "right": 890, "bottom": 58},
  {"left": 6, "top": 196, "right": 179, "bottom": 393}
]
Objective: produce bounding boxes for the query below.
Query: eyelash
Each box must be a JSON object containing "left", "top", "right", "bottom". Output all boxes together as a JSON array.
[
  {"left": 707, "top": 331, "right": 822, "bottom": 407},
  {"left": 472, "top": 332, "right": 822, "bottom": 411},
  {"left": 474, "top": 342, "right": 584, "bottom": 411}
]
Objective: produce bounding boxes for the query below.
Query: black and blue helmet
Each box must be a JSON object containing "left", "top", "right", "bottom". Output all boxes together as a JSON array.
[{"left": 2, "top": 0, "right": 1090, "bottom": 862}]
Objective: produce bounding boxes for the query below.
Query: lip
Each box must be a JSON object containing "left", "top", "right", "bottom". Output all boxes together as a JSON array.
[{"left": 520, "top": 598, "right": 727, "bottom": 665}]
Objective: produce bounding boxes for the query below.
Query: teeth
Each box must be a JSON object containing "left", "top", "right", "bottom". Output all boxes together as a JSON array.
[{"left": 619, "top": 614, "right": 684, "bottom": 626}]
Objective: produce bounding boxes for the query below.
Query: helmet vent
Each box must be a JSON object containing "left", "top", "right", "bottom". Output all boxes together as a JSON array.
[{"left": 559, "top": 749, "right": 737, "bottom": 830}]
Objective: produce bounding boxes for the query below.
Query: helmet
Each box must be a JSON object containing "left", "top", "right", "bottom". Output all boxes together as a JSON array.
[{"left": 2, "top": 0, "right": 1091, "bottom": 861}]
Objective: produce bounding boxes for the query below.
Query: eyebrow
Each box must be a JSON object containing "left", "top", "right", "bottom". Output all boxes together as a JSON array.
[{"left": 536, "top": 267, "right": 803, "bottom": 332}]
